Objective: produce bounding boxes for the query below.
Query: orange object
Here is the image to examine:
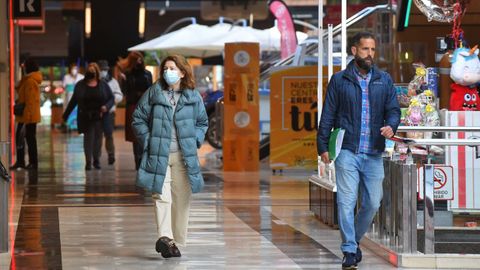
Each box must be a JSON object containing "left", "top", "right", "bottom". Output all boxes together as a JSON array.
[
  {"left": 269, "top": 66, "right": 339, "bottom": 169},
  {"left": 439, "top": 50, "right": 454, "bottom": 109},
  {"left": 222, "top": 43, "right": 260, "bottom": 172}
]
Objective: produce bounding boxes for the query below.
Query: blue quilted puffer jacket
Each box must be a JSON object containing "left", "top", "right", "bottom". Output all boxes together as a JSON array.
[{"left": 132, "top": 82, "right": 208, "bottom": 194}]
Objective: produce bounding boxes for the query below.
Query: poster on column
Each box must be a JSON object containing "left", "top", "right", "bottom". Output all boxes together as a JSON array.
[
  {"left": 223, "top": 43, "right": 260, "bottom": 172},
  {"left": 270, "top": 66, "right": 339, "bottom": 170}
]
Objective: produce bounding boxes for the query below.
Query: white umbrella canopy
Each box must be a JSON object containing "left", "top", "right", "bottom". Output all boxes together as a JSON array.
[
  {"left": 188, "top": 26, "right": 266, "bottom": 52},
  {"left": 128, "top": 23, "right": 309, "bottom": 58},
  {"left": 128, "top": 24, "right": 215, "bottom": 55}
]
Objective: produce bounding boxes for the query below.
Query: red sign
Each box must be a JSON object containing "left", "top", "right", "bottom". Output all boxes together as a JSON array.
[{"left": 269, "top": 0, "right": 297, "bottom": 59}]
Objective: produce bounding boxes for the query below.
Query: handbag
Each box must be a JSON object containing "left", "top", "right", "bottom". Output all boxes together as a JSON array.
[{"left": 13, "top": 102, "right": 25, "bottom": 116}]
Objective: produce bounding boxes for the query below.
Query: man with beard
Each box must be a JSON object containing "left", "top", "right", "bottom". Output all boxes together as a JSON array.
[{"left": 316, "top": 32, "right": 400, "bottom": 269}]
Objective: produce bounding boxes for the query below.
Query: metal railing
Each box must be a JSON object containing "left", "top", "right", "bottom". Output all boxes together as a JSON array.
[{"left": 378, "top": 126, "right": 480, "bottom": 254}]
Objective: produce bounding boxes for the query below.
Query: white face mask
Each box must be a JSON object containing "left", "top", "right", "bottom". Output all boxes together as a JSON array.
[
  {"left": 163, "top": 69, "right": 180, "bottom": 86},
  {"left": 100, "top": 70, "right": 108, "bottom": 79},
  {"left": 71, "top": 68, "right": 78, "bottom": 76}
]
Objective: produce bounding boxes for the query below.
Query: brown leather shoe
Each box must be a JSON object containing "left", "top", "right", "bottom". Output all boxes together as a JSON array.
[{"left": 155, "top": 236, "right": 181, "bottom": 258}]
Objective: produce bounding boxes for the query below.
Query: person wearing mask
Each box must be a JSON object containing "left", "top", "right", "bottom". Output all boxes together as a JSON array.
[
  {"left": 132, "top": 55, "right": 208, "bottom": 258},
  {"left": 98, "top": 60, "right": 123, "bottom": 165},
  {"left": 10, "top": 58, "right": 42, "bottom": 170},
  {"left": 317, "top": 32, "right": 401, "bottom": 269},
  {"left": 63, "top": 63, "right": 114, "bottom": 170},
  {"left": 116, "top": 51, "right": 152, "bottom": 170},
  {"left": 62, "top": 63, "right": 84, "bottom": 131}
]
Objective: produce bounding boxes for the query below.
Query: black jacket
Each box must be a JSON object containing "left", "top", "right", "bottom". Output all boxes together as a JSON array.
[
  {"left": 63, "top": 80, "right": 114, "bottom": 134},
  {"left": 123, "top": 69, "right": 153, "bottom": 105}
]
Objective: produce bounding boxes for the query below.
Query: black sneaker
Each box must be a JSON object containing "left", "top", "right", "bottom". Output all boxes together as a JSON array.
[
  {"left": 93, "top": 161, "right": 101, "bottom": 170},
  {"left": 25, "top": 164, "right": 37, "bottom": 170},
  {"left": 155, "top": 236, "right": 181, "bottom": 258},
  {"left": 108, "top": 156, "right": 115, "bottom": 165},
  {"left": 342, "top": 252, "right": 358, "bottom": 269},
  {"left": 356, "top": 242, "right": 362, "bottom": 263},
  {"left": 9, "top": 163, "right": 25, "bottom": 170},
  {"left": 85, "top": 164, "right": 92, "bottom": 171}
]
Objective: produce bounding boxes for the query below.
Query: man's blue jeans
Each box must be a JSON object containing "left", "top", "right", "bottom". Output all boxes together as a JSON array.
[{"left": 335, "top": 149, "right": 384, "bottom": 254}]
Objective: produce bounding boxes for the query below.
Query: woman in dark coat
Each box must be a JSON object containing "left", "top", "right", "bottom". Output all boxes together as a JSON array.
[
  {"left": 63, "top": 63, "right": 114, "bottom": 170},
  {"left": 116, "top": 51, "right": 152, "bottom": 170}
]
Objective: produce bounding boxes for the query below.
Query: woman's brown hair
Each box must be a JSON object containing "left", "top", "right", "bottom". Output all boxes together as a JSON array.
[
  {"left": 159, "top": 55, "right": 195, "bottom": 90},
  {"left": 117, "top": 51, "right": 144, "bottom": 73},
  {"left": 86, "top": 63, "right": 101, "bottom": 82}
]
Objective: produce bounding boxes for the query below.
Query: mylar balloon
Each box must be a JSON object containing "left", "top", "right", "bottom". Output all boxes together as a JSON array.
[{"left": 413, "top": 0, "right": 457, "bottom": 22}]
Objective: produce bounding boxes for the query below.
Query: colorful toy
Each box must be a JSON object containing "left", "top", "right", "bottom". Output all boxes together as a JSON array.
[
  {"left": 405, "top": 98, "right": 424, "bottom": 139},
  {"left": 419, "top": 90, "right": 440, "bottom": 131},
  {"left": 450, "top": 84, "right": 479, "bottom": 111},
  {"left": 408, "top": 64, "right": 428, "bottom": 96},
  {"left": 449, "top": 45, "right": 480, "bottom": 111}
]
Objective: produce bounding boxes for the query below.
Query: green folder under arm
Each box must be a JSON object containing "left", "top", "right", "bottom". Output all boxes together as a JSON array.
[{"left": 328, "top": 128, "right": 345, "bottom": 161}]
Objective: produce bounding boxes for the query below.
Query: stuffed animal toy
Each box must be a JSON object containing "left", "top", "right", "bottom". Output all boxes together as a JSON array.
[
  {"left": 450, "top": 84, "right": 479, "bottom": 111},
  {"left": 449, "top": 45, "right": 480, "bottom": 110}
]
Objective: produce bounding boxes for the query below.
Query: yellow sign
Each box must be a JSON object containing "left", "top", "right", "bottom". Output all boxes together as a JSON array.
[
  {"left": 223, "top": 43, "right": 260, "bottom": 171},
  {"left": 270, "top": 66, "right": 339, "bottom": 169}
]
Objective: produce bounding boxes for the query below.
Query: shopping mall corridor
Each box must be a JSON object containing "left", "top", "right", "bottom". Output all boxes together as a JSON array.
[{"left": 0, "top": 127, "right": 396, "bottom": 269}]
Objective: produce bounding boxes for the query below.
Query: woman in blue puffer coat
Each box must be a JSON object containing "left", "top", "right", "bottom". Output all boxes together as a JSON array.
[{"left": 132, "top": 55, "right": 208, "bottom": 259}]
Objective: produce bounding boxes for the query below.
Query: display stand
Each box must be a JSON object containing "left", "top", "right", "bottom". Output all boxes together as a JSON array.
[{"left": 309, "top": 175, "right": 337, "bottom": 227}]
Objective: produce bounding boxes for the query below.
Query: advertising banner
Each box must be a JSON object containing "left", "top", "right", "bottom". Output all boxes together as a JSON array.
[
  {"left": 269, "top": 0, "right": 297, "bottom": 59},
  {"left": 270, "top": 66, "right": 339, "bottom": 170},
  {"left": 223, "top": 43, "right": 260, "bottom": 172}
]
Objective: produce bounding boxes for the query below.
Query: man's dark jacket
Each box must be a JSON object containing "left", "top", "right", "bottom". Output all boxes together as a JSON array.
[{"left": 317, "top": 61, "right": 401, "bottom": 155}]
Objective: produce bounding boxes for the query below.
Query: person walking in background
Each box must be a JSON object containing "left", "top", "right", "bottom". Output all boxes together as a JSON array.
[
  {"left": 117, "top": 51, "right": 152, "bottom": 170},
  {"left": 132, "top": 55, "right": 208, "bottom": 258},
  {"left": 62, "top": 63, "right": 84, "bottom": 131},
  {"left": 10, "top": 58, "right": 42, "bottom": 170},
  {"left": 98, "top": 60, "right": 124, "bottom": 165},
  {"left": 63, "top": 63, "right": 114, "bottom": 170},
  {"left": 316, "top": 32, "right": 401, "bottom": 269}
]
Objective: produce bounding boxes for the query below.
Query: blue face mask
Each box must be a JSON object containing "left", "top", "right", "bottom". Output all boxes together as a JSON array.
[{"left": 163, "top": 69, "right": 180, "bottom": 86}]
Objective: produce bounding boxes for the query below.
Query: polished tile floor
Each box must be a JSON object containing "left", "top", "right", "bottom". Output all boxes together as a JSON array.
[{"left": 0, "top": 127, "right": 398, "bottom": 269}]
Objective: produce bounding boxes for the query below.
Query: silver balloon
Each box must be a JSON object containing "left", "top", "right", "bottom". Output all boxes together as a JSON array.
[{"left": 413, "top": 0, "right": 457, "bottom": 23}]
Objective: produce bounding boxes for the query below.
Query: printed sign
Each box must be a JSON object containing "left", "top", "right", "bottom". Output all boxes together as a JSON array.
[
  {"left": 14, "top": 0, "right": 42, "bottom": 19},
  {"left": 223, "top": 43, "right": 259, "bottom": 172},
  {"left": 270, "top": 66, "right": 339, "bottom": 170},
  {"left": 418, "top": 165, "right": 454, "bottom": 200}
]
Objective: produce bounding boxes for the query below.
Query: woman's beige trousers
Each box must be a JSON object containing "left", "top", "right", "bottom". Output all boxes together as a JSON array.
[{"left": 152, "top": 152, "right": 192, "bottom": 246}]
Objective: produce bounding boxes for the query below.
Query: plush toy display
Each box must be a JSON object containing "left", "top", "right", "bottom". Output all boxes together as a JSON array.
[
  {"left": 405, "top": 98, "right": 425, "bottom": 139},
  {"left": 408, "top": 64, "right": 428, "bottom": 97},
  {"left": 449, "top": 45, "right": 480, "bottom": 111},
  {"left": 450, "top": 83, "right": 479, "bottom": 111}
]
